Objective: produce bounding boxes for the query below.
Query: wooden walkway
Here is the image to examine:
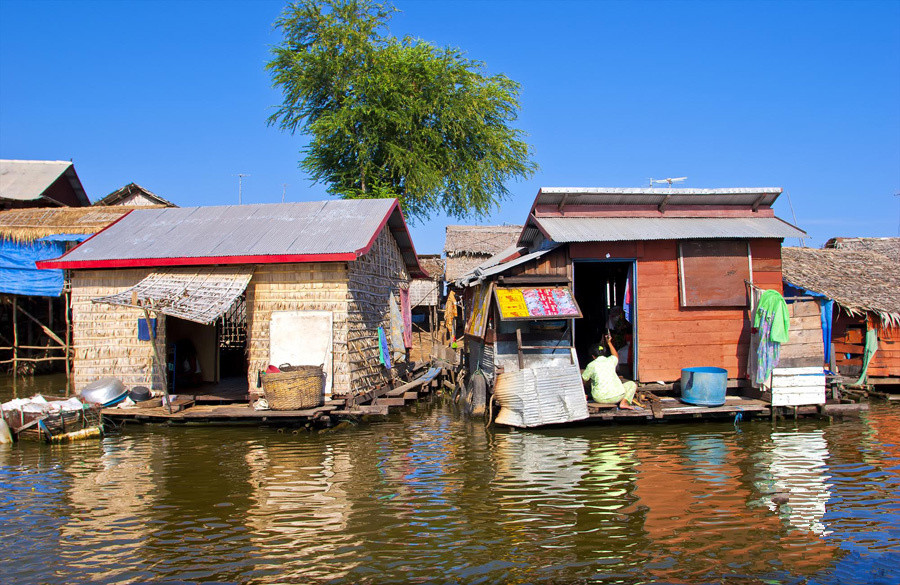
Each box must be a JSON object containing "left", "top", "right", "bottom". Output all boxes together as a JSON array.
[
  {"left": 103, "top": 367, "right": 443, "bottom": 426},
  {"left": 585, "top": 395, "right": 868, "bottom": 424}
]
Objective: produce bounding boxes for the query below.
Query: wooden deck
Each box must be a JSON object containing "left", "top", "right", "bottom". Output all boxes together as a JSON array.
[
  {"left": 103, "top": 367, "right": 443, "bottom": 426},
  {"left": 584, "top": 394, "right": 868, "bottom": 424}
]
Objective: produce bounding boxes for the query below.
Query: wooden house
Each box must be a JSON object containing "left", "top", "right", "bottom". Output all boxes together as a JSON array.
[
  {"left": 0, "top": 206, "right": 132, "bottom": 379},
  {"left": 93, "top": 183, "right": 176, "bottom": 208},
  {"left": 782, "top": 238, "right": 899, "bottom": 384},
  {"left": 38, "top": 199, "right": 426, "bottom": 401},
  {"left": 0, "top": 160, "right": 90, "bottom": 209},
  {"left": 456, "top": 187, "right": 806, "bottom": 418}
]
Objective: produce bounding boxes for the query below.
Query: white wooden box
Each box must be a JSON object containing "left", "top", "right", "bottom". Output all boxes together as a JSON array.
[{"left": 771, "top": 366, "right": 826, "bottom": 406}]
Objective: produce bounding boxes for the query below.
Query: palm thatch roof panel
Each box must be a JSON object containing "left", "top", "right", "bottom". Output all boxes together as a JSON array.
[
  {"left": 446, "top": 255, "right": 497, "bottom": 283},
  {"left": 444, "top": 225, "right": 523, "bottom": 256},
  {"left": 782, "top": 247, "right": 900, "bottom": 324},
  {"left": 94, "top": 183, "right": 177, "bottom": 207},
  {"left": 825, "top": 237, "right": 900, "bottom": 262},
  {"left": 0, "top": 207, "right": 132, "bottom": 242},
  {"left": 416, "top": 255, "right": 444, "bottom": 281}
]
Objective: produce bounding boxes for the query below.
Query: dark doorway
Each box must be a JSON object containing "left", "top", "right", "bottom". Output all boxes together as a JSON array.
[{"left": 573, "top": 261, "right": 635, "bottom": 377}]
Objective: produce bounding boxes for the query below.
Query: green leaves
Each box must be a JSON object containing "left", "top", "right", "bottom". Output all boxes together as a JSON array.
[{"left": 267, "top": 0, "right": 536, "bottom": 222}]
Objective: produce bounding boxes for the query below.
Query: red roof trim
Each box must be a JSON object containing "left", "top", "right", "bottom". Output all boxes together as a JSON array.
[{"left": 37, "top": 252, "right": 358, "bottom": 270}]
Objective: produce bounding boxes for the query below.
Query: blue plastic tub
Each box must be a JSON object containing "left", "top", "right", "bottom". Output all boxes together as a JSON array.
[{"left": 680, "top": 367, "right": 727, "bottom": 406}]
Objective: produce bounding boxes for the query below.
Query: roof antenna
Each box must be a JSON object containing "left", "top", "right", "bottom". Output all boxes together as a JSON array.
[
  {"left": 652, "top": 177, "right": 687, "bottom": 188},
  {"left": 282, "top": 183, "right": 288, "bottom": 203},
  {"left": 234, "top": 173, "right": 249, "bottom": 205},
  {"left": 784, "top": 189, "right": 806, "bottom": 248}
]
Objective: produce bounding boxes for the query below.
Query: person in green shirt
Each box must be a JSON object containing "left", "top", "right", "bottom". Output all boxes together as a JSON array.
[{"left": 582, "top": 333, "right": 638, "bottom": 409}]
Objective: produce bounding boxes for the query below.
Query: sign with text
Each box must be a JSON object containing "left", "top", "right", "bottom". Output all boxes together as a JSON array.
[{"left": 495, "top": 287, "right": 582, "bottom": 320}]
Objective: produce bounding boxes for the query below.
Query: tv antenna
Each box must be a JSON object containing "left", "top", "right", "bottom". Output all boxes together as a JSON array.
[
  {"left": 282, "top": 183, "right": 288, "bottom": 203},
  {"left": 234, "top": 173, "right": 250, "bottom": 204},
  {"left": 651, "top": 177, "right": 687, "bottom": 188}
]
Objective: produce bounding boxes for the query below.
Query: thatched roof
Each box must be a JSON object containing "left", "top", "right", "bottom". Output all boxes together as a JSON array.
[
  {"left": 782, "top": 246, "right": 900, "bottom": 326},
  {"left": 444, "top": 225, "right": 522, "bottom": 256},
  {"left": 825, "top": 237, "right": 899, "bottom": 263},
  {"left": 444, "top": 225, "right": 522, "bottom": 282},
  {"left": 0, "top": 207, "right": 132, "bottom": 242},
  {"left": 416, "top": 254, "right": 444, "bottom": 281}
]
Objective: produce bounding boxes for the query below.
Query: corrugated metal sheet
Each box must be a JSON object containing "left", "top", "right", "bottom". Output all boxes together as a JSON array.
[
  {"left": 533, "top": 216, "right": 806, "bottom": 243},
  {"left": 456, "top": 246, "right": 552, "bottom": 286},
  {"left": 0, "top": 160, "right": 88, "bottom": 204},
  {"left": 52, "top": 199, "right": 397, "bottom": 262},
  {"left": 93, "top": 266, "right": 254, "bottom": 325},
  {"left": 537, "top": 187, "right": 782, "bottom": 208},
  {"left": 492, "top": 364, "right": 589, "bottom": 427}
]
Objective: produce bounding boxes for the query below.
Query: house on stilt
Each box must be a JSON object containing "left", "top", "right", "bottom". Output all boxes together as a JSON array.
[
  {"left": 782, "top": 237, "right": 900, "bottom": 385},
  {"left": 38, "top": 199, "right": 427, "bottom": 403},
  {"left": 454, "top": 187, "right": 807, "bottom": 426}
]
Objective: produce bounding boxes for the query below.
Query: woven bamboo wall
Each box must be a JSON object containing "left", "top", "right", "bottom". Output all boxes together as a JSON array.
[
  {"left": 246, "top": 263, "right": 351, "bottom": 396},
  {"left": 71, "top": 269, "right": 165, "bottom": 391},
  {"left": 347, "top": 227, "right": 409, "bottom": 394}
]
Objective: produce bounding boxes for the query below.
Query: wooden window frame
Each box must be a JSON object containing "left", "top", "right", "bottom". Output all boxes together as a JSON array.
[{"left": 678, "top": 239, "right": 753, "bottom": 308}]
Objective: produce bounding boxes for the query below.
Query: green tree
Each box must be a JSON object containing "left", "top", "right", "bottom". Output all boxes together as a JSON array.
[{"left": 267, "top": 0, "right": 536, "bottom": 221}]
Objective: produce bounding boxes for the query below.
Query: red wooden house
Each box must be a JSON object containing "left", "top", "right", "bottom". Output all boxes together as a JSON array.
[{"left": 457, "top": 187, "right": 806, "bottom": 387}]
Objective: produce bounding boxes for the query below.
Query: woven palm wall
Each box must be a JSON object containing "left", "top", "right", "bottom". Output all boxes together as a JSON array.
[
  {"left": 246, "top": 262, "right": 351, "bottom": 396},
  {"left": 347, "top": 227, "right": 409, "bottom": 394},
  {"left": 70, "top": 268, "right": 165, "bottom": 391}
]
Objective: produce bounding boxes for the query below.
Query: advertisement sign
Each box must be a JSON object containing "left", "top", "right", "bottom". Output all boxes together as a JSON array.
[{"left": 495, "top": 287, "right": 582, "bottom": 320}]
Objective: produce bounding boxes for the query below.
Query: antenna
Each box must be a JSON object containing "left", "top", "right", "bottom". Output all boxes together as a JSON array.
[
  {"left": 234, "top": 173, "right": 249, "bottom": 205},
  {"left": 653, "top": 177, "right": 687, "bottom": 188},
  {"left": 784, "top": 189, "right": 806, "bottom": 248},
  {"left": 282, "top": 183, "right": 288, "bottom": 203},
  {"left": 895, "top": 191, "right": 900, "bottom": 237}
]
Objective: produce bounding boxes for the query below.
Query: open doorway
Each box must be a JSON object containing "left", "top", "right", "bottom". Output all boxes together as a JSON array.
[
  {"left": 573, "top": 261, "right": 635, "bottom": 378},
  {"left": 164, "top": 294, "right": 249, "bottom": 397}
]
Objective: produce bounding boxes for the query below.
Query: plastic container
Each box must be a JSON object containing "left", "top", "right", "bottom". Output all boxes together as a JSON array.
[{"left": 680, "top": 367, "right": 727, "bottom": 406}]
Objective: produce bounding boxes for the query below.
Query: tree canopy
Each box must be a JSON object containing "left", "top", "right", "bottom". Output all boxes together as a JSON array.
[{"left": 267, "top": 0, "right": 536, "bottom": 221}]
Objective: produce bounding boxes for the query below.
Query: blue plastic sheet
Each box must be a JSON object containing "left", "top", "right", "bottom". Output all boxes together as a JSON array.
[{"left": 0, "top": 235, "right": 86, "bottom": 297}]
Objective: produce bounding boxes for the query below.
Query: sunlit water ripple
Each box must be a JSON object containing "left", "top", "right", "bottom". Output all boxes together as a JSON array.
[{"left": 2, "top": 382, "right": 899, "bottom": 584}]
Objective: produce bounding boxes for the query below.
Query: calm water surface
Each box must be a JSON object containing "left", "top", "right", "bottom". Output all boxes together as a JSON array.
[{"left": 1, "top": 375, "right": 899, "bottom": 584}]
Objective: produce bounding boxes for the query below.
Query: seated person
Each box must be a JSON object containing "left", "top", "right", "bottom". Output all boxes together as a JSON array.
[{"left": 581, "top": 333, "right": 638, "bottom": 410}]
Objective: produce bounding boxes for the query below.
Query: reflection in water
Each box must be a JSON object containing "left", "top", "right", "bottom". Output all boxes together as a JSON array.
[
  {"left": 1, "top": 394, "right": 899, "bottom": 584},
  {"left": 765, "top": 431, "right": 831, "bottom": 535}
]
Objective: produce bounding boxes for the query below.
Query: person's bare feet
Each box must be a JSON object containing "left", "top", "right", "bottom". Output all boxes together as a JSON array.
[{"left": 618, "top": 399, "right": 635, "bottom": 410}]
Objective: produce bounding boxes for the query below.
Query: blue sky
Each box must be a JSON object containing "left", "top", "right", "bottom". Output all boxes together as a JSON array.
[{"left": 1, "top": 0, "right": 898, "bottom": 254}]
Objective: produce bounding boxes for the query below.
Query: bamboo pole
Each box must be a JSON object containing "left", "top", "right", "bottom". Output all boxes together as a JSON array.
[
  {"left": 143, "top": 306, "right": 172, "bottom": 414},
  {"left": 65, "top": 288, "right": 72, "bottom": 396},
  {"left": 12, "top": 296, "right": 18, "bottom": 397}
]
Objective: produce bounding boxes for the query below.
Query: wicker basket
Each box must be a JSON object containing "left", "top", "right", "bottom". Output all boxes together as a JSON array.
[{"left": 261, "top": 365, "right": 324, "bottom": 410}]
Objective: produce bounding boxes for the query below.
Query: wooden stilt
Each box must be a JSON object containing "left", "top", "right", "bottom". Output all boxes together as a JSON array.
[
  {"left": 143, "top": 307, "right": 172, "bottom": 414},
  {"left": 12, "top": 296, "right": 18, "bottom": 397},
  {"left": 65, "top": 289, "right": 72, "bottom": 396}
]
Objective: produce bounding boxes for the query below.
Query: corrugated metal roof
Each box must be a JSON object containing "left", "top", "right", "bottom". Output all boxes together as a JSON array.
[
  {"left": 0, "top": 160, "right": 89, "bottom": 205},
  {"left": 43, "top": 199, "right": 425, "bottom": 276},
  {"left": 531, "top": 216, "right": 806, "bottom": 243},
  {"left": 536, "top": 187, "right": 782, "bottom": 209},
  {"left": 456, "top": 246, "right": 553, "bottom": 287}
]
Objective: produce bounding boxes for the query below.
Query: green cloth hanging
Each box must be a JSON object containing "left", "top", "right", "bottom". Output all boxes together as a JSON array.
[
  {"left": 753, "top": 289, "right": 791, "bottom": 343},
  {"left": 854, "top": 327, "right": 878, "bottom": 385}
]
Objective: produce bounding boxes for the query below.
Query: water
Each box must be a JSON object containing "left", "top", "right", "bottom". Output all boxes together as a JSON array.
[{"left": 2, "top": 376, "right": 899, "bottom": 584}]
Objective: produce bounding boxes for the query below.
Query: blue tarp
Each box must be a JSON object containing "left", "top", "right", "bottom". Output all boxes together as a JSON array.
[{"left": 0, "top": 235, "right": 88, "bottom": 297}]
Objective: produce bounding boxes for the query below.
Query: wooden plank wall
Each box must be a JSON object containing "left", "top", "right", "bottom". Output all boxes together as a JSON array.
[
  {"left": 570, "top": 238, "right": 783, "bottom": 382},
  {"left": 70, "top": 268, "right": 164, "bottom": 391},
  {"left": 833, "top": 313, "right": 900, "bottom": 377},
  {"left": 247, "top": 262, "right": 350, "bottom": 396},
  {"left": 778, "top": 300, "right": 824, "bottom": 368},
  {"left": 505, "top": 246, "right": 570, "bottom": 280}
]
